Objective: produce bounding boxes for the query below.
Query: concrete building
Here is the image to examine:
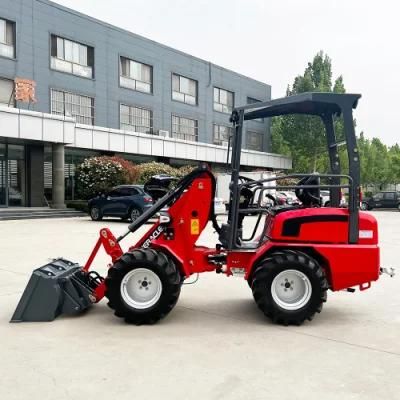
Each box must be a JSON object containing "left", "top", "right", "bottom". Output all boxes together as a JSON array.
[{"left": 0, "top": 0, "right": 291, "bottom": 208}]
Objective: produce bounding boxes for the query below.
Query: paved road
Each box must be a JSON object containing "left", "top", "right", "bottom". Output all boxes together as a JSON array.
[{"left": 0, "top": 212, "right": 399, "bottom": 400}]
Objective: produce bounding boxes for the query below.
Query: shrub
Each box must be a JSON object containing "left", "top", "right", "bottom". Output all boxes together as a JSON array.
[
  {"left": 76, "top": 156, "right": 135, "bottom": 199},
  {"left": 174, "top": 165, "right": 196, "bottom": 178},
  {"left": 135, "top": 162, "right": 176, "bottom": 184},
  {"left": 107, "top": 156, "right": 140, "bottom": 183}
]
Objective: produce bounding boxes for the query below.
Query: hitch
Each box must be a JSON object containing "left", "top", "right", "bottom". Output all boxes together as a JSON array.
[{"left": 380, "top": 267, "right": 395, "bottom": 278}]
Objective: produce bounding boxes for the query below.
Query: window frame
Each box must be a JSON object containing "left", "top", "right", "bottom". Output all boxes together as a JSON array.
[
  {"left": 119, "top": 103, "right": 153, "bottom": 135},
  {"left": 171, "top": 73, "right": 198, "bottom": 106},
  {"left": 0, "top": 76, "right": 15, "bottom": 107},
  {"left": 213, "top": 87, "right": 234, "bottom": 114},
  {"left": 213, "top": 123, "right": 233, "bottom": 146},
  {"left": 50, "top": 88, "right": 95, "bottom": 125},
  {"left": 0, "top": 17, "right": 16, "bottom": 59},
  {"left": 119, "top": 55, "right": 153, "bottom": 94},
  {"left": 171, "top": 114, "right": 198, "bottom": 142},
  {"left": 50, "top": 34, "right": 94, "bottom": 79}
]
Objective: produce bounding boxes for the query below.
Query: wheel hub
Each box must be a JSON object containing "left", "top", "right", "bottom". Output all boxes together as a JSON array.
[
  {"left": 131, "top": 209, "right": 140, "bottom": 220},
  {"left": 271, "top": 269, "right": 312, "bottom": 311},
  {"left": 121, "top": 268, "right": 162, "bottom": 309}
]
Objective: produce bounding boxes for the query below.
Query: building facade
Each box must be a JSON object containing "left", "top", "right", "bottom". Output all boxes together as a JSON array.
[{"left": 0, "top": 0, "right": 291, "bottom": 208}]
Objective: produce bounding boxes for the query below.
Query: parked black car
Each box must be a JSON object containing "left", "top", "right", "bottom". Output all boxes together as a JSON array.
[
  {"left": 361, "top": 191, "right": 400, "bottom": 211},
  {"left": 144, "top": 174, "right": 177, "bottom": 202},
  {"left": 88, "top": 185, "right": 153, "bottom": 221}
]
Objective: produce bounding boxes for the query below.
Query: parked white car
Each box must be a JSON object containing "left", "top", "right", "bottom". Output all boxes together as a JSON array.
[
  {"left": 214, "top": 198, "right": 226, "bottom": 214},
  {"left": 320, "top": 190, "right": 346, "bottom": 207}
]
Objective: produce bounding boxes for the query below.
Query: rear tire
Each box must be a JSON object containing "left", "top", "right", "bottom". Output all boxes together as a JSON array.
[
  {"left": 89, "top": 206, "right": 102, "bottom": 221},
  {"left": 129, "top": 206, "right": 141, "bottom": 222},
  {"left": 360, "top": 202, "right": 368, "bottom": 211},
  {"left": 105, "top": 249, "right": 181, "bottom": 324},
  {"left": 251, "top": 250, "right": 328, "bottom": 325}
]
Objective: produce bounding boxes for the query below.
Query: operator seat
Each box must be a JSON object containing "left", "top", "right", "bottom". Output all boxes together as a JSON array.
[{"left": 295, "top": 175, "right": 321, "bottom": 207}]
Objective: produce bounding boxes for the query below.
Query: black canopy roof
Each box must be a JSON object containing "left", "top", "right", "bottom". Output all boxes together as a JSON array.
[{"left": 234, "top": 92, "right": 361, "bottom": 121}]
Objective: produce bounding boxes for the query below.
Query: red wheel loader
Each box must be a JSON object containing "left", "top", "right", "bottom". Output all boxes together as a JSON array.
[{"left": 11, "top": 92, "right": 394, "bottom": 325}]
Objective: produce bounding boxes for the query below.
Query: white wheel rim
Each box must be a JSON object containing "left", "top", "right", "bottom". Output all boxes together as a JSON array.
[
  {"left": 120, "top": 268, "right": 162, "bottom": 310},
  {"left": 131, "top": 209, "right": 140, "bottom": 220},
  {"left": 271, "top": 269, "right": 312, "bottom": 310}
]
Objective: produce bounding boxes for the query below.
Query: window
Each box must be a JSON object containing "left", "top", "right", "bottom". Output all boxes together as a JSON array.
[
  {"left": 214, "top": 87, "right": 234, "bottom": 113},
  {"left": 117, "top": 187, "right": 139, "bottom": 196},
  {"left": 384, "top": 192, "right": 395, "bottom": 200},
  {"left": 120, "top": 104, "right": 153, "bottom": 134},
  {"left": 246, "top": 131, "right": 263, "bottom": 151},
  {"left": 213, "top": 124, "right": 233, "bottom": 146},
  {"left": 51, "top": 89, "right": 94, "bottom": 125},
  {"left": 172, "top": 115, "right": 198, "bottom": 142},
  {"left": 120, "top": 57, "right": 152, "bottom": 94},
  {"left": 108, "top": 188, "right": 124, "bottom": 198},
  {"left": 0, "top": 18, "right": 15, "bottom": 58},
  {"left": 0, "top": 78, "right": 14, "bottom": 106},
  {"left": 128, "top": 187, "right": 140, "bottom": 196},
  {"left": 172, "top": 74, "right": 197, "bottom": 105},
  {"left": 373, "top": 193, "right": 383, "bottom": 201},
  {"left": 247, "top": 97, "right": 264, "bottom": 122},
  {"left": 50, "top": 35, "right": 94, "bottom": 78}
]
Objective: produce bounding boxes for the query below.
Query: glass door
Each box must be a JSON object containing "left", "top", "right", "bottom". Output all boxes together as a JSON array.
[
  {"left": 7, "top": 145, "right": 25, "bottom": 206},
  {"left": 0, "top": 144, "right": 6, "bottom": 206}
]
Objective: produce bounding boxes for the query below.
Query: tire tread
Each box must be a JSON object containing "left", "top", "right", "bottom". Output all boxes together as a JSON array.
[
  {"left": 105, "top": 249, "right": 181, "bottom": 325},
  {"left": 251, "top": 250, "right": 328, "bottom": 325}
]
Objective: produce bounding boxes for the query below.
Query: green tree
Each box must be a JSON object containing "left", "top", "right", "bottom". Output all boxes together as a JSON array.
[{"left": 271, "top": 51, "right": 348, "bottom": 173}]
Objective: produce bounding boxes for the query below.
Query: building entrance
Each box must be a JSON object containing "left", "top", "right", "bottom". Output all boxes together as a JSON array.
[{"left": 0, "top": 143, "right": 26, "bottom": 207}]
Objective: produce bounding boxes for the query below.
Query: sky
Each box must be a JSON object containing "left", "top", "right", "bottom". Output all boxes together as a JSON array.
[{"left": 53, "top": 0, "right": 400, "bottom": 145}]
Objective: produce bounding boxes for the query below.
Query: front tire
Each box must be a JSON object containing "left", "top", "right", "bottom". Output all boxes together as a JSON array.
[
  {"left": 89, "top": 206, "right": 102, "bottom": 221},
  {"left": 105, "top": 249, "right": 182, "bottom": 324},
  {"left": 251, "top": 250, "right": 328, "bottom": 325}
]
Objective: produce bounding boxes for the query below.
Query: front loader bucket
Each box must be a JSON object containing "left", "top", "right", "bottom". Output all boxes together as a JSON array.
[{"left": 11, "top": 258, "right": 94, "bottom": 322}]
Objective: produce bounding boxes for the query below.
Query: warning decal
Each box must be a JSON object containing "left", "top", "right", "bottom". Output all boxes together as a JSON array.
[{"left": 190, "top": 219, "right": 200, "bottom": 235}]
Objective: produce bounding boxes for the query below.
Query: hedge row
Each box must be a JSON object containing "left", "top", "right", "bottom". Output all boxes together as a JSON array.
[{"left": 75, "top": 157, "right": 195, "bottom": 199}]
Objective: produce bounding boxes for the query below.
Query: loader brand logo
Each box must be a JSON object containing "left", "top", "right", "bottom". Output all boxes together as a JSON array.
[
  {"left": 142, "top": 226, "right": 164, "bottom": 249},
  {"left": 190, "top": 219, "right": 200, "bottom": 235}
]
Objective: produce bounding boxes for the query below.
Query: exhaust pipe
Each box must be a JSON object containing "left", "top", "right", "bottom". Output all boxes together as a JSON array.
[{"left": 11, "top": 258, "right": 96, "bottom": 322}]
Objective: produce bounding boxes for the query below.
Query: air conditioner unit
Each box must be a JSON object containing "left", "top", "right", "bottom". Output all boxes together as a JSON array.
[{"left": 158, "top": 130, "right": 170, "bottom": 138}]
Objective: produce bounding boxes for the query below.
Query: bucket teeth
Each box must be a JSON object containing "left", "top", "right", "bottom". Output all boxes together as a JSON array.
[{"left": 11, "top": 258, "right": 94, "bottom": 322}]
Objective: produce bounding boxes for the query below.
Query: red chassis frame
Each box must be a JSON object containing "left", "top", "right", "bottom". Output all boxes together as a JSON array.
[{"left": 83, "top": 172, "right": 380, "bottom": 303}]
